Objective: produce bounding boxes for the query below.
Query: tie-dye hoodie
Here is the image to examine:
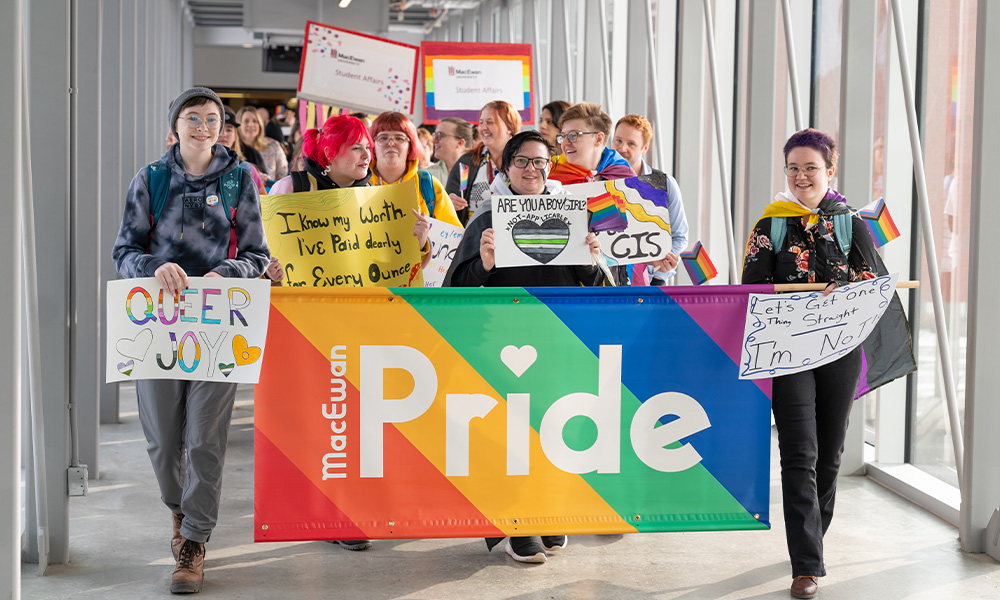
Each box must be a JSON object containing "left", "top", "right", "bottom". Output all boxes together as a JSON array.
[{"left": 112, "top": 144, "right": 270, "bottom": 279}]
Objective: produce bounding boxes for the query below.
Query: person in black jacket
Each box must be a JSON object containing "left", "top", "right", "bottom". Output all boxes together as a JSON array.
[
  {"left": 742, "top": 129, "right": 881, "bottom": 600},
  {"left": 447, "top": 131, "right": 607, "bottom": 288}
]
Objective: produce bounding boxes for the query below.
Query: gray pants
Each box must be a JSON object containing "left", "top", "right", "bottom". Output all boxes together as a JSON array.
[{"left": 136, "top": 379, "right": 237, "bottom": 543}]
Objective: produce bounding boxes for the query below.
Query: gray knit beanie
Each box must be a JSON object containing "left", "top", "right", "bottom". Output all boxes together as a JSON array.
[{"left": 168, "top": 87, "right": 225, "bottom": 136}]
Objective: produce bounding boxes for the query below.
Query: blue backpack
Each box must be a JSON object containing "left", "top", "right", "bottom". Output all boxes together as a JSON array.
[
  {"left": 146, "top": 161, "right": 243, "bottom": 259},
  {"left": 770, "top": 210, "right": 853, "bottom": 257}
]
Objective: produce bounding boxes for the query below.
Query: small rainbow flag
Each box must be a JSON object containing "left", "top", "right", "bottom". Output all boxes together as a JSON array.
[
  {"left": 858, "top": 197, "right": 900, "bottom": 248},
  {"left": 459, "top": 163, "right": 470, "bottom": 193},
  {"left": 681, "top": 241, "right": 718, "bottom": 285},
  {"left": 587, "top": 190, "right": 629, "bottom": 232}
]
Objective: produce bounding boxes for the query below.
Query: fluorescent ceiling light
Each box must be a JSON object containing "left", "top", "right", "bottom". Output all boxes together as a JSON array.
[{"left": 339, "top": 0, "right": 352, "bottom": 7}]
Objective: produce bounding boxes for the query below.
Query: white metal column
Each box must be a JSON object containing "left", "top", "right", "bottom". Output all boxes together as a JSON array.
[
  {"left": 740, "top": 0, "right": 779, "bottom": 243},
  {"left": 581, "top": 0, "right": 604, "bottom": 104},
  {"left": 837, "top": 0, "right": 878, "bottom": 477},
  {"left": 959, "top": 0, "right": 1000, "bottom": 555},
  {"left": 73, "top": 0, "right": 103, "bottom": 479},
  {"left": 24, "top": 0, "right": 72, "bottom": 565},
  {"left": 99, "top": 0, "right": 122, "bottom": 425},
  {"left": 1, "top": 0, "right": 24, "bottom": 595},
  {"left": 549, "top": 0, "right": 573, "bottom": 102}
]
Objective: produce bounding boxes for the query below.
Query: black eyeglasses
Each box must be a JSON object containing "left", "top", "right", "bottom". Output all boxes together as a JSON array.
[
  {"left": 556, "top": 131, "right": 600, "bottom": 144},
  {"left": 511, "top": 156, "right": 550, "bottom": 170}
]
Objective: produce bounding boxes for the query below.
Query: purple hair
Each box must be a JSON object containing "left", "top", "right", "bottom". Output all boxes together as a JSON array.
[{"left": 783, "top": 128, "right": 838, "bottom": 168}]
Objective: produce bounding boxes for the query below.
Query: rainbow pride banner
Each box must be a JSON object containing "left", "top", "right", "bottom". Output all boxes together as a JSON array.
[
  {"left": 681, "top": 241, "right": 719, "bottom": 285},
  {"left": 858, "top": 197, "right": 901, "bottom": 248},
  {"left": 421, "top": 41, "right": 535, "bottom": 125},
  {"left": 254, "top": 286, "right": 773, "bottom": 542}
]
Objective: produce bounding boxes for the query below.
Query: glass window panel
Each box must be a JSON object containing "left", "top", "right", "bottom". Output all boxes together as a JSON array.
[{"left": 909, "top": 0, "right": 975, "bottom": 488}]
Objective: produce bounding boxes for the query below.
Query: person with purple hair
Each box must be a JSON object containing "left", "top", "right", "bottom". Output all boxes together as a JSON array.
[{"left": 741, "top": 129, "right": 882, "bottom": 599}]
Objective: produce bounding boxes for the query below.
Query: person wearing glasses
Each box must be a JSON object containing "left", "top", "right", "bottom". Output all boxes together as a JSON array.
[
  {"left": 447, "top": 131, "right": 607, "bottom": 563},
  {"left": 112, "top": 87, "right": 270, "bottom": 594},
  {"left": 445, "top": 100, "right": 522, "bottom": 225},
  {"left": 430, "top": 117, "right": 474, "bottom": 201},
  {"left": 367, "top": 111, "right": 461, "bottom": 228},
  {"left": 742, "top": 129, "right": 881, "bottom": 600},
  {"left": 548, "top": 102, "right": 634, "bottom": 186}
]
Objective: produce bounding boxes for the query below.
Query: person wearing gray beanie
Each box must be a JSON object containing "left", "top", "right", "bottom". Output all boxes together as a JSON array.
[{"left": 168, "top": 86, "right": 225, "bottom": 137}]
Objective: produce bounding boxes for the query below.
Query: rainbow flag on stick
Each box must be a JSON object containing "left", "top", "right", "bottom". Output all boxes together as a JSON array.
[
  {"left": 680, "top": 241, "right": 718, "bottom": 285},
  {"left": 858, "top": 197, "right": 901, "bottom": 248},
  {"left": 459, "top": 163, "right": 469, "bottom": 193},
  {"left": 587, "top": 190, "right": 629, "bottom": 232}
]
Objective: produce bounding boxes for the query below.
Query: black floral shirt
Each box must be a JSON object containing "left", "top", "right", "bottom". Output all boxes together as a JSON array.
[{"left": 742, "top": 197, "right": 880, "bottom": 285}]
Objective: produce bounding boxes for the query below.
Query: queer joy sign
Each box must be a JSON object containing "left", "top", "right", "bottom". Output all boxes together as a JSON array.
[{"left": 106, "top": 277, "right": 272, "bottom": 384}]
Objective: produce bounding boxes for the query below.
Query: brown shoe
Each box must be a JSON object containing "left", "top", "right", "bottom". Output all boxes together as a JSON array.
[
  {"left": 171, "top": 513, "right": 184, "bottom": 560},
  {"left": 170, "top": 538, "right": 205, "bottom": 594},
  {"left": 790, "top": 575, "right": 818, "bottom": 599}
]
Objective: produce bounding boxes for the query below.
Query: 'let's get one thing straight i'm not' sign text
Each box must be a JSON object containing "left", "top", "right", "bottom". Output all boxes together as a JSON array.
[{"left": 739, "top": 273, "right": 899, "bottom": 379}]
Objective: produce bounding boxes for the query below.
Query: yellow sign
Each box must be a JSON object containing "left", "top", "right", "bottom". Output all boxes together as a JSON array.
[{"left": 261, "top": 181, "right": 424, "bottom": 287}]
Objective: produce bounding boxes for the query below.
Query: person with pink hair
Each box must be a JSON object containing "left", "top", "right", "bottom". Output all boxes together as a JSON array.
[{"left": 367, "top": 111, "right": 461, "bottom": 227}]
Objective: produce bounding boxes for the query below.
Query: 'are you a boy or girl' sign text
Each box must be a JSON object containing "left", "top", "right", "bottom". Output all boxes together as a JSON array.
[
  {"left": 491, "top": 195, "right": 590, "bottom": 268},
  {"left": 106, "top": 277, "right": 272, "bottom": 384}
]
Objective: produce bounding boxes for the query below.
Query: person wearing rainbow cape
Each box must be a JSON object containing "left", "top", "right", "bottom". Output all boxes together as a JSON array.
[{"left": 741, "top": 129, "right": 882, "bottom": 600}]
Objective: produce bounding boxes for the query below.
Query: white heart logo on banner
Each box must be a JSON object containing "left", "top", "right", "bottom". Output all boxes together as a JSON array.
[
  {"left": 500, "top": 345, "right": 537, "bottom": 378},
  {"left": 116, "top": 328, "right": 153, "bottom": 362}
]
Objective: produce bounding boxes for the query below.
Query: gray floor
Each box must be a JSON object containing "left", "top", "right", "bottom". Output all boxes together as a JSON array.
[{"left": 21, "top": 384, "right": 1000, "bottom": 599}]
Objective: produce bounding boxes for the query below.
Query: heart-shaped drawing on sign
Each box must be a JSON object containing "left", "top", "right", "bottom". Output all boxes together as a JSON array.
[
  {"left": 117, "top": 360, "right": 134, "bottom": 376},
  {"left": 500, "top": 345, "right": 537, "bottom": 378},
  {"left": 218, "top": 363, "right": 235, "bottom": 377},
  {"left": 511, "top": 219, "right": 571, "bottom": 264},
  {"left": 116, "top": 328, "right": 153, "bottom": 361},
  {"left": 232, "top": 335, "right": 262, "bottom": 366}
]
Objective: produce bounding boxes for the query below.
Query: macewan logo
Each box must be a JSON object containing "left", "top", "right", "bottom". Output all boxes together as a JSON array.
[
  {"left": 330, "top": 50, "right": 365, "bottom": 65},
  {"left": 447, "top": 66, "right": 481, "bottom": 78},
  {"left": 321, "top": 344, "right": 712, "bottom": 481}
]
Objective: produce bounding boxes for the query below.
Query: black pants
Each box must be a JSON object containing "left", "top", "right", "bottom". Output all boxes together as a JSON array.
[{"left": 772, "top": 347, "right": 862, "bottom": 577}]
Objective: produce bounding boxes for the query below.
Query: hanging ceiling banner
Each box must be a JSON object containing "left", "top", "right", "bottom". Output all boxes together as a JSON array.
[
  {"left": 421, "top": 41, "right": 535, "bottom": 125},
  {"left": 297, "top": 21, "right": 420, "bottom": 115}
]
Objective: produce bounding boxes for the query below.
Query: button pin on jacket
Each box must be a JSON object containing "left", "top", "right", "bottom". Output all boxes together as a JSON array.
[{"left": 206, "top": 194, "right": 219, "bottom": 207}]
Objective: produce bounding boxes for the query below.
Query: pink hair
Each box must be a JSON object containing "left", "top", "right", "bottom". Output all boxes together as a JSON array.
[
  {"left": 302, "top": 115, "right": 373, "bottom": 166},
  {"left": 370, "top": 111, "right": 422, "bottom": 162}
]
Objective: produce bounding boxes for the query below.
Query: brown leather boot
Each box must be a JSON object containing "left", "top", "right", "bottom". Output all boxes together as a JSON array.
[
  {"left": 170, "top": 538, "right": 205, "bottom": 594},
  {"left": 171, "top": 513, "right": 184, "bottom": 560},
  {"left": 790, "top": 575, "right": 818, "bottom": 599}
]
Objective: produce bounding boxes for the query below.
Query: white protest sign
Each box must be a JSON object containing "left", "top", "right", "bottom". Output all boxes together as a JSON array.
[
  {"left": 424, "top": 218, "right": 465, "bottom": 287},
  {"left": 739, "top": 273, "right": 899, "bottom": 379},
  {"left": 564, "top": 178, "right": 674, "bottom": 266},
  {"left": 106, "top": 277, "right": 272, "bottom": 384},
  {"left": 492, "top": 195, "right": 591, "bottom": 268},
  {"left": 431, "top": 59, "right": 526, "bottom": 110},
  {"left": 298, "top": 21, "right": 419, "bottom": 114}
]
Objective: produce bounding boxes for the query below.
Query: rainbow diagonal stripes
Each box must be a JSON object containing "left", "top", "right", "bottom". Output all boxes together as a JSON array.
[
  {"left": 680, "top": 242, "right": 718, "bottom": 285},
  {"left": 459, "top": 163, "right": 469, "bottom": 192},
  {"left": 858, "top": 197, "right": 900, "bottom": 247},
  {"left": 254, "top": 287, "right": 771, "bottom": 541}
]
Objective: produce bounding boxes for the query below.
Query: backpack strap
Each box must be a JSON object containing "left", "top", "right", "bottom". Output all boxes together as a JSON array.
[
  {"left": 769, "top": 217, "right": 788, "bottom": 255},
  {"left": 831, "top": 211, "right": 853, "bottom": 256},
  {"left": 291, "top": 170, "right": 313, "bottom": 193},
  {"left": 216, "top": 167, "right": 243, "bottom": 260},
  {"left": 417, "top": 169, "right": 436, "bottom": 217},
  {"left": 147, "top": 161, "right": 171, "bottom": 229},
  {"left": 769, "top": 212, "right": 853, "bottom": 258}
]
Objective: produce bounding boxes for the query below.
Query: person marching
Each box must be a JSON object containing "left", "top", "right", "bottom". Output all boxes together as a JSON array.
[
  {"left": 112, "top": 87, "right": 270, "bottom": 594},
  {"left": 742, "top": 129, "right": 881, "bottom": 600}
]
